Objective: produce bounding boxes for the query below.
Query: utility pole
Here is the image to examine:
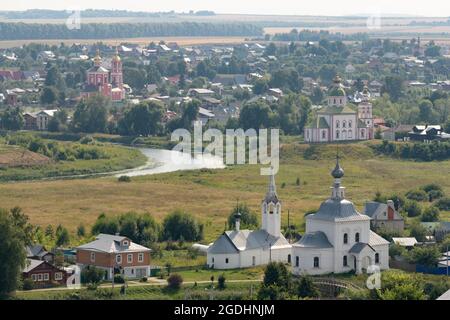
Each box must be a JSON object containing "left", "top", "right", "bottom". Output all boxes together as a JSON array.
[{"left": 287, "top": 209, "right": 290, "bottom": 243}]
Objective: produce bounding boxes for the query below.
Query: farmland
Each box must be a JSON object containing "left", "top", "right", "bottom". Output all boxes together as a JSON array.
[{"left": 0, "top": 141, "right": 449, "bottom": 243}]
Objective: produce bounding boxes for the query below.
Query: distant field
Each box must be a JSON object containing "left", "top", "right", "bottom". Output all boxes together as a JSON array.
[
  {"left": 0, "top": 141, "right": 448, "bottom": 243},
  {"left": 265, "top": 25, "right": 450, "bottom": 35},
  {"left": 0, "top": 36, "right": 251, "bottom": 49}
]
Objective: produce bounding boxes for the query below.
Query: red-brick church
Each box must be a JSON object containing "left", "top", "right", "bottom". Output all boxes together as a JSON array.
[{"left": 81, "top": 49, "right": 125, "bottom": 102}]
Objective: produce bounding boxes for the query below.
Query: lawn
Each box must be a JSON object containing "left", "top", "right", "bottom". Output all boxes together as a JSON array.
[{"left": 0, "top": 141, "right": 448, "bottom": 242}]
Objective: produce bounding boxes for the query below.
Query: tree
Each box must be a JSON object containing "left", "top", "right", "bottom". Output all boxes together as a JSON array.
[
  {"left": 77, "top": 224, "right": 86, "bottom": 238},
  {"left": 382, "top": 76, "right": 404, "bottom": 102},
  {"left": 55, "top": 225, "right": 70, "bottom": 246},
  {"left": 252, "top": 78, "right": 269, "bottom": 95},
  {"left": 123, "top": 67, "right": 147, "bottom": 90},
  {"left": 264, "top": 43, "right": 277, "bottom": 56},
  {"left": 421, "top": 206, "right": 440, "bottom": 222},
  {"left": 403, "top": 201, "right": 422, "bottom": 217},
  {"left": 263, "top": 262, "right": 291, "bottom": 288},
  {"left": 0, "top": 209, "right": 28, "bottom": 297},
  {"left": 71, "top": 94, "right": 109, "bottom": 133},
  {"left": 375, "top": 270, "right": 426, "bottom": 300},
  {"left": 40, "top": 86, "right": 58, "bottom": 105},
  {"left": 409, "top": 223, "right": 428, "bottom": 242},
  {"left": 418, "top": 99, "right": 434, "bottom": 123},
  {"left": 81, "top": 266, "right": 104, "bottom": 285},
  {"left": 239, "top": 100, "right": 273, "bottom": 130},
  {"left": 119, "top": 101, "right": 164, "bottom": 136},
  {"left": 1, "top": 107, "right": 24, "bottom": 130},
  {"left": 161, "top": 211, "right": 203, "bottom": 242},
  {"left": 167, "top": 274, "right": 183, "bottom": 290},
  {"left": 227, "top": 203, "right": 258, "bottom": 229},
  {"left": 296, "top": 275, "right": 319, "bottom": 299},
  {"left": 407, "top": 246, "right": 440, "bottom": 267}
]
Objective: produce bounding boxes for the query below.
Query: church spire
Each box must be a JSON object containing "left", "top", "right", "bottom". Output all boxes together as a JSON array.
[{"left": 264, "top": 168, "right": 279, "bottom": 204}]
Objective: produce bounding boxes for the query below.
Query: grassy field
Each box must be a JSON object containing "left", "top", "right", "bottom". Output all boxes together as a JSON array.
[{"left": 0, "top": 141, "right": 449, "bottom": 243}]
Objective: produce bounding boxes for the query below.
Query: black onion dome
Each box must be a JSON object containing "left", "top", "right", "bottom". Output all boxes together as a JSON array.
[{"left": 331, "top": 157, "right": 344, "bottom": 179}]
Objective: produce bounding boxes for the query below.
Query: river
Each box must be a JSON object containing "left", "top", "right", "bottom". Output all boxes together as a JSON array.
[{"left": 114, "top": 148, "right": 225, "bottom": 177}]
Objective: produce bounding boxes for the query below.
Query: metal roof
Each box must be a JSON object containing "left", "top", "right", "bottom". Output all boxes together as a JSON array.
[
  {"left": 293, "top": 231, "right": 333, "bottom": 249},
  {"left": 308, "top": 199, "right": 371, "bottom": 222},
  {"left": 369, "top": 230, "right": 390, "bottom": 246},
  {"left": 76, "top": 234, "right": 151, "bottom": 253},
  {"left": 349, "top": 242, "right": 375, "bottom": 254}
]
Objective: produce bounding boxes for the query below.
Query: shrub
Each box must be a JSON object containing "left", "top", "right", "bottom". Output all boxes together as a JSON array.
[
  {"left": 161, "top": 211, "right": 203, "bottom": 242},
  {"left": 406, "top": 189, "right": 428, "bottom": 202},
  {"left": 114, "top": 275, "right": 125, "bottom": 284},
  {"left": 421, "top": 206, "right": 440, "bottom": 222},
  {"left": 140, "top": 277, "right": 148, "bottom": 283},
  {"left": 81, "top": 266, "right": 105, "bottom": 285},
  {"left": 409, "top": 223, "right": 428, "bottom": 242},
  {"left": 407, "top": 246, "right": 440, "bottom": 267},
  {"left": 118, "top": 175, "right": 132, "bottom": 183},
  {"left": 79, "top": 136, "right": 96, "bottom": 145},
  {"left": 296, "top": 275, "right": 319, "bottom": 299},
  {"left": 435, "top": 197, "right": 450, "bottom": 211},
  {"left": 218, "top": 274, "right": 226, "bottom": 290},
  {"left": 421, "top": 184, "right": 443, "bottom": 193},
  {"left": 22, "top": 278, "right": 34, "bottom": 291},
  {"left": 167, "top": 274, "right": 183, "bottom": 290},
  {"left": 403, "top": 201, "right": 422, "bottom": 217},
  {"left": 389, "top": 243, "right": 405, "bottom": 258}
]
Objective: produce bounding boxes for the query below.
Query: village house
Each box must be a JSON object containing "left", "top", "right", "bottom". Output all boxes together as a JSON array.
[
  {"left": 26, "top": 244, "right": 55, "bottom": 264},
  {"left": 22, "top": 259, "right": 67, "bottom": 288},
  {"left": 76, "top": 233, "right": 152, "bottom": 280},
  {"left": 23, "top": 109, "right": 58, "bottom": 131},
  {"left": 363, "top": 200, "right": 405, "bottom": 233},
  {"left": 408, "top": 125, "right": 450, "bottom": 142}
]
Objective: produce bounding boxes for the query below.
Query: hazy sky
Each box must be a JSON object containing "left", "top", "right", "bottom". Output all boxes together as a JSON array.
[{"left": 3, "top": 0, "right": 450, "bottom": 17}]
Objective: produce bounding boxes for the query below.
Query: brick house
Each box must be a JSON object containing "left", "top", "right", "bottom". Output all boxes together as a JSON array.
[
  {"left": 22, "top": 259, "right": 67, "bottom": 288},
  {"left": 76, "top": 234, "right": 151, "bottom": 280}
]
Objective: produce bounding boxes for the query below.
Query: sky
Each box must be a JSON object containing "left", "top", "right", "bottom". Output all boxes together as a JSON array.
[{"left": 2, "top": 0, "right": 450, "bottom": 17}]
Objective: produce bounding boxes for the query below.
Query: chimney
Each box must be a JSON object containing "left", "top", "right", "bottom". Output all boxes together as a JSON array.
[{"left": 387, "top": 200, "right": 394, "bottom": 209}]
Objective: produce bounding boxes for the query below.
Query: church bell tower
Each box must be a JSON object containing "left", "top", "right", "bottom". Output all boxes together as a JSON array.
[{"left": 261, "top": 171, "right": 281, "bottom": 237}]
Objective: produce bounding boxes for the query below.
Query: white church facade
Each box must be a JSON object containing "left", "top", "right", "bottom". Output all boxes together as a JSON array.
[
  {"left": 206, "top": 174, "right": 292, "bottom": 269},
  {"left": 304, "top": 76, "right": 374, "bottom": 143},
  {"left": 291, "top": 157, "right": 390, "bottom": 275}
]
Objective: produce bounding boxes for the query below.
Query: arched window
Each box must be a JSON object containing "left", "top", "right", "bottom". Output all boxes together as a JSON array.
[
  {"left": 343, "top": 256, "right": 348, "bottom": 267},
  {"left": 336, "top": 120, "right": 340, "bottom": 128},
  {"left": 295, "top": 256, "right": 299, "bottom": 267},
  {"left": 343, "top": 120, "right": 346, "bottom": 128},
  {"left": 361, "top": 129, "right": 365, "bottom": 138},
  {"left": 322, "top": 130, "right": 326, "bottom": 139},
  {"left": 349, "top": 120, "right": 352, "bottom": 128},
  {"left": 336, "top": 130, "right": 340, "bottom": 139},
  {"left": 269, "top": 203, "right": 274, "bottom": 214},
  {"left": 288, "top": 254, "right": 291, "bottom": 264},
  {"left": 355, "top": 233, "right": 360, "bottom": 242},
  {"left": 313, "top": 257, "right": 320, "bottom": 268},
  {"left": 348, "top": 130, "right": 353, "bottom": 139},
  {"left": 225, "top": 258, "right": 229, "bottom": 264},
  {"left": 375, "top": 253, "right": 380, "bottom": 264},
  {"left": 343, "top": 233, "right": 348, "bottom": 244}
]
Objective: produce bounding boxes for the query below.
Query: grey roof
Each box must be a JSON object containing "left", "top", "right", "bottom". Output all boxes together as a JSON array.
[
  {"left": 293, "top": 231, "right": 333, "bottom": 249},
  {"left": 363, "top": 201, "right": 384, "bottom": 218},
  {"left": 369, "top": 231, "right": 390, "bottom": 246},
  {"left": 76, "top": 234, "right": 151, "bottom": 253},
  {"left": 208, "top": 229, "right": 290, "bottom": 255},
  {"left": 308, "top": 199, "right": 371, "bottom": 222},
  {"left": 22, "top": 259, "right": 44, "bottom": 273},
  {"left": 263, "top": 173, "right": 279, "bottom": 204},
  {"left": 349, "top": 242, "right": 375, "bottom": 254}
]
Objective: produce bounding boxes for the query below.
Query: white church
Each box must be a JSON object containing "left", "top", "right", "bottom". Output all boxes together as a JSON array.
[
  {"left": 206, "top": 173, "right": 292, "bottom": 269},
  {"left": 292, "top": 157, "right": 390, "bottom": 275},
  {"left": 304, "top": 76, "right": 374, "bottom": 143},
  {"left": 206, "top": 158, "right": 389, "bottom": 275}
]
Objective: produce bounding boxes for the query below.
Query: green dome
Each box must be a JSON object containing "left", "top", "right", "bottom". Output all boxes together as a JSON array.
[{"left": 328, "top": 87, "right": 346, "bottom": 96}]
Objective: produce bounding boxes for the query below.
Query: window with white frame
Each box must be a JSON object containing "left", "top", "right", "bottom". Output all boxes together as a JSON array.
[
  {"left": 43, "top": 273, "right": 49, "bottom": 281},
  {"left": 127, "top": 254, "right": 133, "bottom": 263},
  {"left": 38, "top": 274, "right": 43, "bottom": 281},
  {"left": 313, "top": 257, "right": 320, "bottom": 268},
  {"left": 116, "top": 254, "right": 122, "bottom": 264},
  {"left": 90, "top": 252, "right": 95, "bottom": 262},
  {"left": 31, "top": 274, "right": 37, "bottom": 281},
  {"left": 122, "top": 240, "right": 129, "bottom": 247},
  {"left": 55, "top": 272, "right": 63, "bottom": 281},
  {"left": 138, "top": 253, "right": 144, "bottom": 263}
]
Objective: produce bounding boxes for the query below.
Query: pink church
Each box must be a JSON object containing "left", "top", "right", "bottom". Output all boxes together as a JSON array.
[{"left": 81, "top": 49, "right": 125, "bottom": 102}]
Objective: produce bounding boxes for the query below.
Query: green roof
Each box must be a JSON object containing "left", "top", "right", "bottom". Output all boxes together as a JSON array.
[
  {"left": 318, "top": 105, "right": 356, "bottom": 114},
  {"left": 305, "top": 117, "right": 330, "bottom": 129}
]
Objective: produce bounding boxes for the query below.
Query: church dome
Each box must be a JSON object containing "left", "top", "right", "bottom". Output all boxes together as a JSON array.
[
  {"left": 112, "top": 48, "right": 121, "bottom": 62},
  {"left": 328, "top": 75, "right": 346, "bottom": 96},
  {"left": 331, "top": 157, "right": 344, "bottom": 179}
]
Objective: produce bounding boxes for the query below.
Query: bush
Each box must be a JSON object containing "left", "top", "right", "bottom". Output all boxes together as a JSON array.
[
  {"left": 81, "top": 266, "right": 105, "bottom": 285},
  {"left": 406, "top": 189, "right": 428, "bottom": 202},
  {"left": 296, "top": 275, "right": 319, "bottom": 299},
  {"left": 167, "top": 274, "right": 183, "bottom": 290},
  {"left": 421, "top": 184, "right": 443, "bottom": 193},
  {"left": 403, "top": 201, "right": 422, "bottom": 217},
  {"left": 435, "top": 197, "right": 450, "bottom": 211},
  {"left": 389, "top": 243, "right": 405, "bottom": 258},
  {"left": 22, "top": 278, "right": 34, "bottom": 291},
  {"left": 118, "top": 175, "right": 132, "bottom": 183},
  {"left": 407, "top": 246, "right": 440, "bottom": 267},
  {"left": 409, "top": 223, "right": 428, "bottom": 242},
  {"left": 218, "top": 274, "right": 226, "bottom": 290},
  {"left": 421, "top": 206, "right": 440, "bottom": 222},
  {"left": 140, "top": 277, "right": 148, "bottom": 283},
  {"left": 114, "top": 275, "right": 125, "bottom": 284}
]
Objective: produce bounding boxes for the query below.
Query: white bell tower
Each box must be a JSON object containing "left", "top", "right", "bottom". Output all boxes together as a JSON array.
[{"left": 261, "top": 171, "right": 281, "bottom": 237}]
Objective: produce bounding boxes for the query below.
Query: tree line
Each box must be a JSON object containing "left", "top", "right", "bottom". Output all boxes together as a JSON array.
[{"left": 0, "top": 22, "right": 262, "bottom": 40}]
